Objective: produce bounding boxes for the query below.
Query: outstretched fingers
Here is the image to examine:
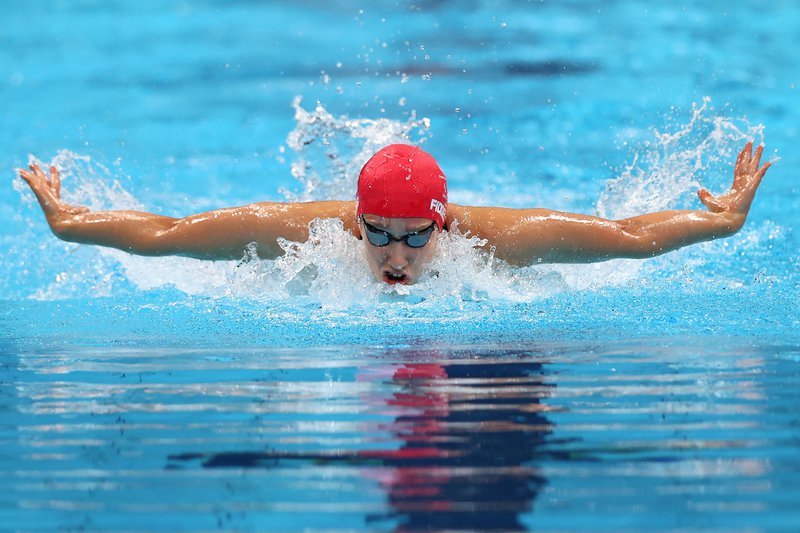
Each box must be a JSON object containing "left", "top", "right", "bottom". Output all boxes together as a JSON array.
[
  {"left": 698, "top": 141, "right": 772, "bottom": 217},
  {"left": 17, "top": 163, "right": 63, "bottom": 216},
  {"left": 17, "top": 168, "right": 32, "bottom": 184},
  {"left": 18, "top": 165, "right": 42, "bottom": 190},
  {"left": 733, "top": 141, "right": 752, "bottom": 189},
  {"left": 738, "top": 142, "right": 770, "bottom": 195},
  {"left": 18, "top": 163, "right": 60, "bottom": 193},
  {"left": 751, "top": 144, "right": 764, "bottom": 167},
  {"left": 742, "top": 144, "right": 762, "bottom": 178},
  {"left": 19, "top": 164, "right": 46, "bottom": 186},
  {"left": 50, "top": 166, "right": 61, "bottom": 199},
  {"left": 747, "top": 159, "right": 771, "bottom": 195},
  {"left": 18, "top": 162, "right": 90, "bottom": 218}
]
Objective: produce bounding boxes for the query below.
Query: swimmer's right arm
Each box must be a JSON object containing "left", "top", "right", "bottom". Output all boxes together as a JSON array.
[{"left": 18, "top": 164, "right": 357, "bottom": 260}]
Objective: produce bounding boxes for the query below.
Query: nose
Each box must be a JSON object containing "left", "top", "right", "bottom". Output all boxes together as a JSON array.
[{"left": 385, "top": 242, "right": 409, "bottom": 270}]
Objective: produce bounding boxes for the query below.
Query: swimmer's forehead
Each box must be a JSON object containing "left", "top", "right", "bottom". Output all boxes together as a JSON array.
[{"left": 362, "top": 215, "right": 435, "bottom": 232}]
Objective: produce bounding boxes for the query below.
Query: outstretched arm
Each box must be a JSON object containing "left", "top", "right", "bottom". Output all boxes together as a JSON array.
[
  {"left": 18, "top": 164, "right": 356, "bottom": 260},
  {"left": 451, "top": 142, "right": 771, "bottom": 265}
]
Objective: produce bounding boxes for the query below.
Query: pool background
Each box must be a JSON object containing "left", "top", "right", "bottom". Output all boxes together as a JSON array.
[{"left": 1, "top": 1, "right": 799, "bottom": 531}]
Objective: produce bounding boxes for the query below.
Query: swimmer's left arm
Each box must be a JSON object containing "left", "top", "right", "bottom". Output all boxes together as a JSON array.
[{"left": 451, "top": 142, "right": 771, "bottom": 265}]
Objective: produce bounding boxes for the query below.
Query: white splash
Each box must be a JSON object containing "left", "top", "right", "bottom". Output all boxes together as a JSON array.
[
  {"left": 219, "top": 218, "right": 559, "bottom": 308},
  {"left": 281, "top": 96, "right": 432, "bottom": 202},
  {"left": 597, "top": 97, "right": 764, "bottom": 219},
  {"left": 550, "top": 97, "right": 769, "bottom": 291},
  {"left": 23, "top": 151, "right": 143, "bottom": 212}
]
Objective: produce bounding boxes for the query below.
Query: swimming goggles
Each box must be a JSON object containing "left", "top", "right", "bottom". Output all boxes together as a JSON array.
[{"left": 361, "top": 217, "right": 436, "bottom": 248}]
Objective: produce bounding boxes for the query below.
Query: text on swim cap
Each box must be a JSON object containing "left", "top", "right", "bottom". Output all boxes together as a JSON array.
[{"left": 430, "top": 199, "right": 446, "bottom": 218}]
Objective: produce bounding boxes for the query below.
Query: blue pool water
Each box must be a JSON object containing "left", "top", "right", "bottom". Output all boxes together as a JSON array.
[{"left": 2, "top": 1, "right": 799, "bottom": 531}]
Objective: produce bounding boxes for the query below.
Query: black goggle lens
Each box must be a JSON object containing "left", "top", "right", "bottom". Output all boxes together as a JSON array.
[{"left": 362, "top": 218, "right": 436, "bottom": 248}]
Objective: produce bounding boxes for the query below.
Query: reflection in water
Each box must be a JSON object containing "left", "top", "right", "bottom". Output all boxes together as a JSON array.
[
  {"left": 368, "top": 358, "right": 555, "bottom": 531},
  {"left": 170, "top": 351, "right": 557, "bottom": 531}
]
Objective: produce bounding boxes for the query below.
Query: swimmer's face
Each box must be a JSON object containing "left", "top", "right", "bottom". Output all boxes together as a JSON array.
[{"left": 358, "top": 215, "right": 440, "bottom": 286}]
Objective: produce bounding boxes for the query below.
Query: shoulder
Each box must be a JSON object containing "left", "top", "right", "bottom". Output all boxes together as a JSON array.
[{"left": 447, "top": 203, "right": 539, "bottom": 233}]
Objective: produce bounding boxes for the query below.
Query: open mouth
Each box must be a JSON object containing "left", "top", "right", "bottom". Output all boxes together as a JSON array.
[{"left": 382, "top": 271, "right": 408, "bottom": 285}]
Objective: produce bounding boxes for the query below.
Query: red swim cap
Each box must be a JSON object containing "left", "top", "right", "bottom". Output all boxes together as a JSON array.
[{"left": 356, "top": 144, "right": 448, "bottom": 230}]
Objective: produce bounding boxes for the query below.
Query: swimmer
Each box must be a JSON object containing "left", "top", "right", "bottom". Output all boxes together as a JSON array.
[{"left": 18, "top": 142, "right": 771, "bottom": 286}]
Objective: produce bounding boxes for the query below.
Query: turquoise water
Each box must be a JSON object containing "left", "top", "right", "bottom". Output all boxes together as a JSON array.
[
  {"left": 6, "top": 341, "right": 800, "bottom": 532},
  {"left": 2, "top": 1, "right": 799, "bottom": 531}
]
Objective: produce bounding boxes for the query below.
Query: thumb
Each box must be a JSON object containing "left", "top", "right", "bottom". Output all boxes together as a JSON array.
[{"left": 698, "top": 189, "right": 725, "bottom": 213}]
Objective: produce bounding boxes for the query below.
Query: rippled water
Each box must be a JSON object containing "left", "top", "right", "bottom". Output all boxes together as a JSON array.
[
  {"left": 2, "top": 340, "right": 798, "bottom": 531},
  {"left": 3, "top": 0, "right": 800, "bottom": 531}
]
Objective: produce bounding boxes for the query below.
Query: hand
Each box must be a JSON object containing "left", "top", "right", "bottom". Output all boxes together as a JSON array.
[
  {"left": 697, "top": 142, "right": 771, "bottom": 219},
  {"left": 18, "top": 163, "right": 89, "bottom": 230}
]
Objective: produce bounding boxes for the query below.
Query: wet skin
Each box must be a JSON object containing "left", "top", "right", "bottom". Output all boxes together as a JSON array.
[{"left": 358, "top": 215, "right": 439, "bottom": 285}]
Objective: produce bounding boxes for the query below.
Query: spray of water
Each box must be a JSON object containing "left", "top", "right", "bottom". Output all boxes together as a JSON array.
[
  {"left": 281, "top": 96, "right": 432, "bottom": 202},
  {"left": 14, "top": 98, "right": 772, "bottom": 304},
  {"left": 20, "top": 151, "right": 143, "bottom": 212},
  {"left": 578, "top": 97, "right": 769, "bottom": 290},
  {"left": 597, "top": 97, "right": 764, "bottom": 219}
]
